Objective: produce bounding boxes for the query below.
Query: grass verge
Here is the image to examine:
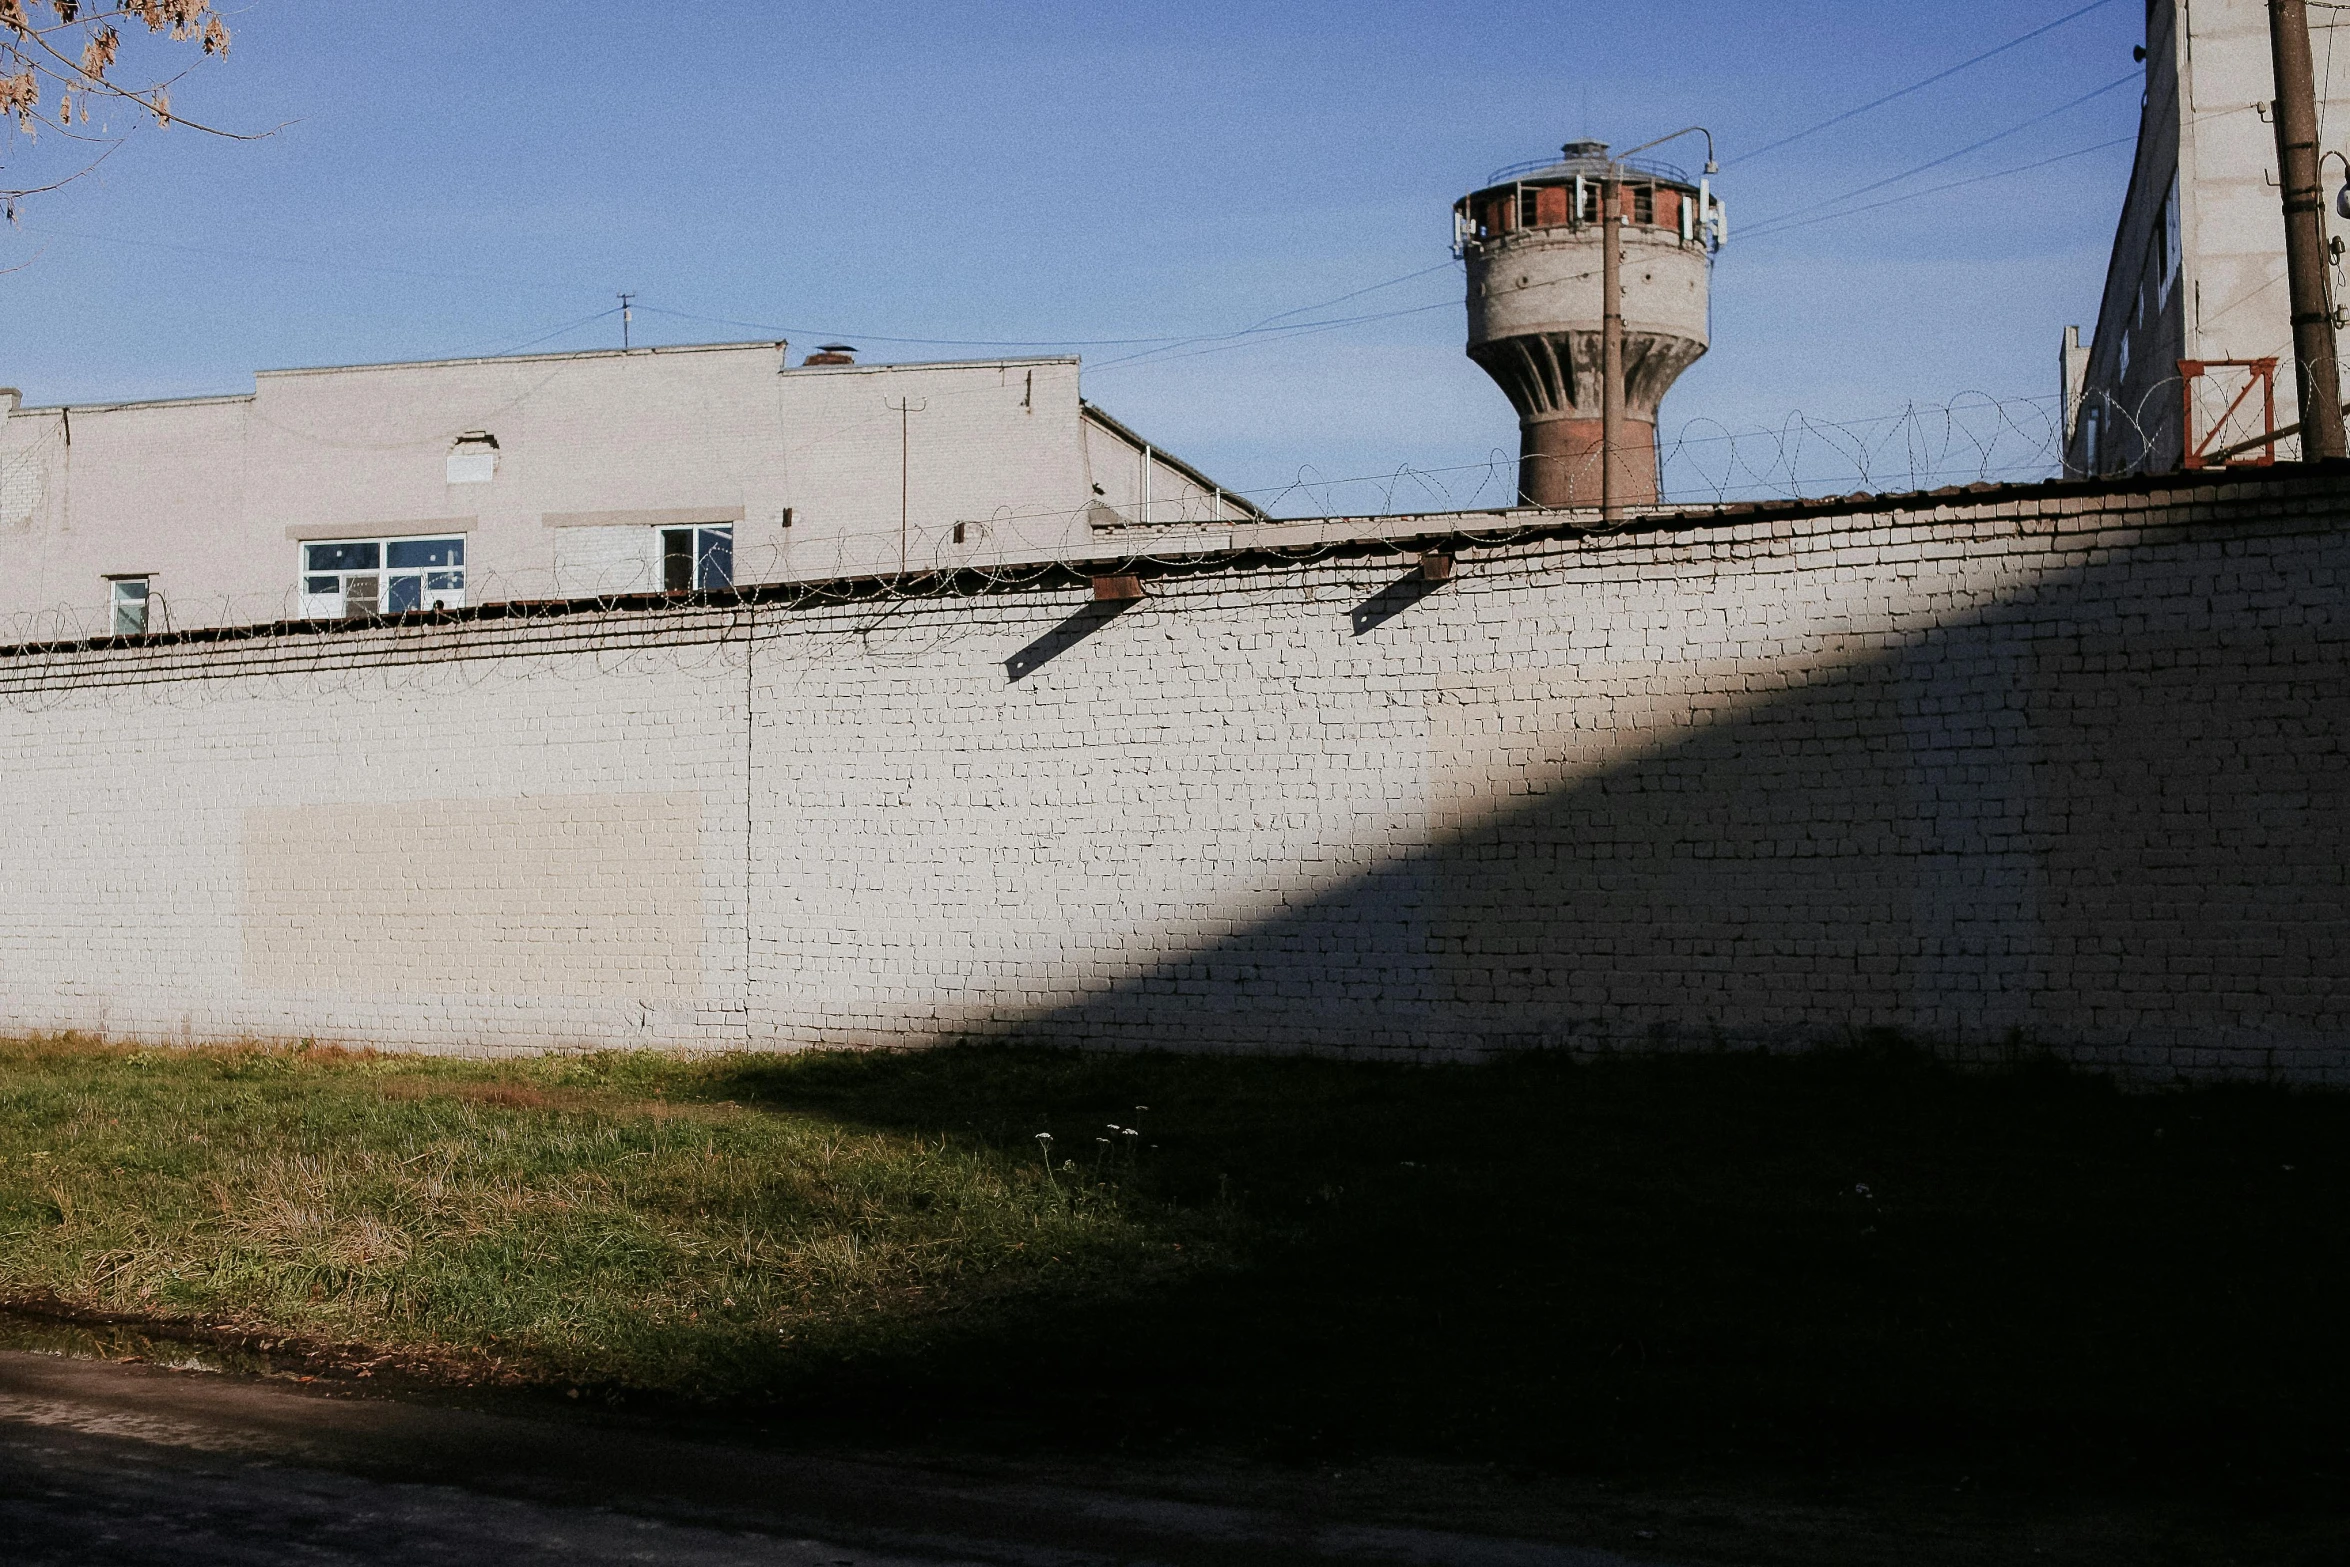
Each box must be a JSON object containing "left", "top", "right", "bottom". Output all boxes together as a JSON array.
[{"left": 0, "top": 1034, "right": 2345, "bottom": 1510}]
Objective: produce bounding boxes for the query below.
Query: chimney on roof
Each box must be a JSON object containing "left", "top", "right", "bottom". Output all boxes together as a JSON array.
[{"left": 804, "top": 344, "right": 857, "bottom": 366}]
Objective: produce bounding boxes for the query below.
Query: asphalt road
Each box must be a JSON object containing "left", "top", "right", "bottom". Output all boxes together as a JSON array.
[{"left": 0, "top": 1351, "right": 1634, "bottom": 1566}]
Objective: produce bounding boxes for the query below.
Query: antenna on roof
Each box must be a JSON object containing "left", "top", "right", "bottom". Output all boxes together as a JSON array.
[{"left": 618, "top": 292, "right": 635, "bottom": 350}]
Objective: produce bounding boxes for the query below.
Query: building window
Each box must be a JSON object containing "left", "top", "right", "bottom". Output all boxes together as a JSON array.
[
  {"left": 660, "top": 525, "right": 734, "bottom": 591},
  {"left": 2160, "top": 169, "right": 2182, "bottom": 308},
  {"left": 110, "top": 577, "right": 149, "bottom": 635},
  {"left": 1634, "top": 185, "right": 1655, "bottom": 225},
  {"left": 1516, "top": 186, "right": 1539, "bottom": 229},
  {"left": 299, "top": 535, "right": 466, "bottom": 618}
]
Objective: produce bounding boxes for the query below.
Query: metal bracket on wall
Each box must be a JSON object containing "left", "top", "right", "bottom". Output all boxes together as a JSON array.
[{"left": 1091, "top": 574, "right": 1145, "bottom": 602}]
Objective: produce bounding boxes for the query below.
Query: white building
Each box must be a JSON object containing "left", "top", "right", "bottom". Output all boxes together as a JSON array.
[
  {"left": 0, "top": 341, "right": 1258, "bottom": 638},
  {"left": 2065, "top": 0, "right": 2350, "bottom": 476}
]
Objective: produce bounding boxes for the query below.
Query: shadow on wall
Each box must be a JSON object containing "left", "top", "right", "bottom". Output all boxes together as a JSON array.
[
  {"left": 1006, "top": 597, "right": 1139, "bottom": 681},
  {"left": 981, "top": 521, "right": 2350, "bottom": 1079},
  {"left": 1349, "top": 567, "right": 1444, "bottom": 635}
]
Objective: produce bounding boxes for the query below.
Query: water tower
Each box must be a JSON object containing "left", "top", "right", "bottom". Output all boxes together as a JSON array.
[{"left": 1456, "top": 132, "right": 1723, "bottom": 512}]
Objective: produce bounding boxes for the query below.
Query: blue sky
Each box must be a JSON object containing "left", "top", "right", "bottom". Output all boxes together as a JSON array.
[{"left": 0, "top": 1, "right": 2148, "bottom": 512}]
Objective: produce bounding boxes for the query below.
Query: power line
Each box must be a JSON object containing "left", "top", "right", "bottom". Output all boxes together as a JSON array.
[
  {"left": 639, "top": 259, "right": 1463, "bottom": 360},
  {"left": 471, "top": 307, "right": 623, "bottom": 358},
  {"left": 1731, "top": 0, "right": 2123, "bottom": 168},
  {"left": 1227, "top": 259, "right": 1463, "bottom": 334},
  {"left": 1737, "top": 133, "right": 2137, "bottom": 244},
  {"left": 636, "top": 303, "right": 1194, "bottom": 349},
  {"left": 1086, "top": 297, "right": 1462, "bottom": 374},
  {"left": 1052, "top": 261, "right": 1464, "bottom": 370},
  {"left": 7, "top": 215, "right": 1454, "bottom": 362},
  {"left": 1743, "top": 71, "right": 2139, "bottom": 236},
  {"left": 0, "top": 14, "right": 2135, "bottom": 399}
]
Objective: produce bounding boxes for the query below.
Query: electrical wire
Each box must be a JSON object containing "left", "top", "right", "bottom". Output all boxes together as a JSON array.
[
  {"left": 1738, "top": 133, "right": 2137, "bottom": 245},
  {"left": 2, "top": 220, "right": 1458, "bottom": 367},
  {"left": 471, "top": 306, "right": 625, "bottom": 359},
  {"left": 635, "top": 304, "right": 1193, "bottom": 349},
  {"left": 1731, "top": 0, "right": 2123, "bottom": 167},
  {"left": 1743, "top": 71, "right": 2139, "bottom": 236},
  {"left": 1086, "top": 295, "right": 1462, "bottom": 373},
  {"left": 0, "top": 12, "right": 2138, "bottom": 485},
  {"left": 638, "top": 259, "right": 1464, "bottom": 364},
  {"left": 1218, "top": 259, "right": 1463, "bottom": 334}
]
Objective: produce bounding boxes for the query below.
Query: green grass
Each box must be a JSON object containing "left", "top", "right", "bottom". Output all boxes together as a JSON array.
[
  {"left": 1, "top": 1034, "right": 2346, "bottom": 1507},
  {"left": 0, "top": 1038, "right": 1209, "bottom": 1397}
]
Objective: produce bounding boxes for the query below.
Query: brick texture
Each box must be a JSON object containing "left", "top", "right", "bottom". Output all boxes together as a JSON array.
[{"left": 0, "top": 473, "right": 2343, "bottom": 1080}]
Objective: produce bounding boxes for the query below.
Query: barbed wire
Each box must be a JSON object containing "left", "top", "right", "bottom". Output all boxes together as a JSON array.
[
  {"left": 0, "top": 444, "right": 2315, "bottom": 716},
  {"left": 1660, "top": 391, "right": 2067, "bottom": 502},
  {"left": 0, "top": 378, "right": 2284, "bottom": 662},
  {"left": 0, "top": 505, "right": 1933, "bottom": 708}
]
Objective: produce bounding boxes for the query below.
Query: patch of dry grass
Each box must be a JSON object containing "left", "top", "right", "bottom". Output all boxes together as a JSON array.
[{"left": 0, "top": 1036, "right": 1213, "bottom": 1393}]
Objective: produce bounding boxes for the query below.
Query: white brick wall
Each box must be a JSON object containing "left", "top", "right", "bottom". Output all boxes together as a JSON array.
[
  {"left": 1, "top": 473, "right": 2344, "bottom": 1079},
  {"left": 550, "top": 524, "right": 663, "bottom": 596}
]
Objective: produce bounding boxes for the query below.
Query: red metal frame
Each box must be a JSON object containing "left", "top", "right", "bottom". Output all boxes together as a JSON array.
[{"left": 2180, "top": 357, "right": 2279, "bottom": 468}]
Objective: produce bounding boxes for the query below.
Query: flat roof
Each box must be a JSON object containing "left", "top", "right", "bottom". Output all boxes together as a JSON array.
[
  {"left": 4, "top": 343, "right": 1084, "bottom": 414},
  {"left": 255, "top": 343, "right": 1081, "bottom": 382}
]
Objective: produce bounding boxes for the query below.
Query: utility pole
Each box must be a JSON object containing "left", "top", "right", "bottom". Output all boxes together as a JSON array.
[
  {"left": 1601, "top": 171, "right": 1625, "bottom": 521},
  {"left": 619, "top": 292, "right": 635, "bottom": 351},
  {"left": 885, "top": 395, "right": 926, "bottom": 575},
  {"left": 2269, "top": 0, "right": 2345, "bottom": 459}
]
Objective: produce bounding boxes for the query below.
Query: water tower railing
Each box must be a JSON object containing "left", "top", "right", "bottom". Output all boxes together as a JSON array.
[{"left": 1481, "top": 152, "right": 1690, "bottom": 187}]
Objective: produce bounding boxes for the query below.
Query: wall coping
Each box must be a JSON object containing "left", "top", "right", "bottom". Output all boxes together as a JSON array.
[{"left": 4, "top": 460, "right": 2344, "bottom": 664}]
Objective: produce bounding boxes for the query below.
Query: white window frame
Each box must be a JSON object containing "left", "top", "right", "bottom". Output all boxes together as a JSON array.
[
  {"left": 298, "top": 533, "right": 468, "bottom": 619},
  {"left": 107, "top": 575, "right": 151, "bottom": 636},
  {"left": 657, "top": 524, "right": 734, "bottom": 592}
]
